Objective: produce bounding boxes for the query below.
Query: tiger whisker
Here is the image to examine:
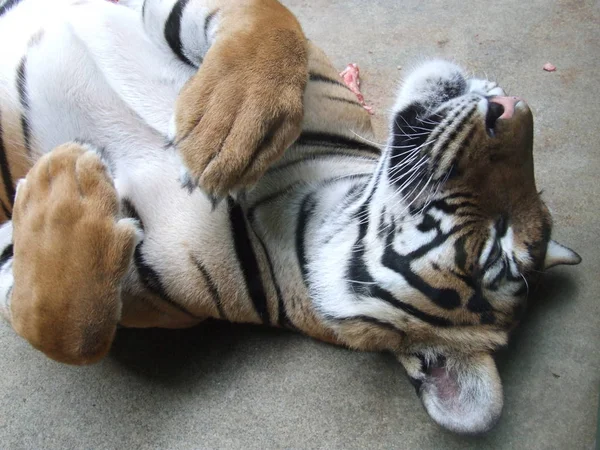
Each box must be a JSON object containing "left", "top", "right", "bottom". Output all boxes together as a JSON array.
[
  {"left": 348, "top": 130, "right": 386, "bottom": 148},
  {"left": 520, "top": 273, "right": 530, "bottom": 298}
]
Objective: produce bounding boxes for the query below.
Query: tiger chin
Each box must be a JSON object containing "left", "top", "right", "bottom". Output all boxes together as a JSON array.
[{"left": 0, "top": 0, "right": 581, "bottom": 437}]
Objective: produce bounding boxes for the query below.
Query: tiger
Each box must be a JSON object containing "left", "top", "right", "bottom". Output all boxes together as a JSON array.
[{"left": 0, "top": 0, "right": 582, "bottom": 435}]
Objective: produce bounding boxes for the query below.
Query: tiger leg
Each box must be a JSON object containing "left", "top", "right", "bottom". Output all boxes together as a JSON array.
[
  {"left": 142, "top": 0, "right": 309, "bottom": 200},
  {"left": 0, "top": 143, "right": 143, "bottom": 365}
]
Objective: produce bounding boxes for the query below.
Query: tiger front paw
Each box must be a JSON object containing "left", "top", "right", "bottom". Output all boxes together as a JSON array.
[
  {"left": 173, "top": 27, "right": 308, "bottom": 201},
  {"left": 10, "top": 143, "right": 141, "bottom": 365}
]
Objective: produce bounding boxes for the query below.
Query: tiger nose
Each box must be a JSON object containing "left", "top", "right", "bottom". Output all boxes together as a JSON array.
[{"left": 489, "top": 96, "right": 523, "bottom": 120}]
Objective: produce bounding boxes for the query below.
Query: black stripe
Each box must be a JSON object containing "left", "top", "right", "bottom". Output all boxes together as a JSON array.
[
  {"left": 228, "top": 197, "right": 270, "bottom": 324},
  {"left": 121, "top": 198, "right": 144, "bottom": 230},
  {"left": 482, "top": 240, "right": 502, "bottom": 272},
  {"left": 480, "top": 310, "right": 495, "bottom": 325},
  {"left": 164, "top": 0, "right": 196, "bottom": 67},
  {"left": 268, "top": 151, "right": 375, "bottom": 175},
  {"left": 343, "top": 192, "right": 455, "bottom": 324},
  {"left": 295, "top": 193, "right": 317, "bottom": 285},
  {"left": 0, "top": 0, "right": 22, "bottom": 17},
  {"left": 487, "top": 261, "right": 508, "bottom": 291},
  {"left": 416, "top": 214, "right": 438, "bottom": 233},
  {"left": 320, "top": 182, "right": 366, "bottom": 245},
  {"left": 0, "top": 110, "right": 16, "bottom": 207},
  {"left": 447, "top": 126, "right": 477, "bottom": 179},
  {"left": 430, "top": 106, "right": 477, "bottom": 174},
  {"left": 345, "top": 187, "right": 378, "bottom": 296},
  {"left": 346, "top": 235, "right": 374, "bottom": 297},
  {"left": 452, "top": 269, "right": 495, "bottom": 319},
  {"left": 329, "top": 315, "right": 406, "bottom": 336},
  {"left": 421, "top": 198, "right": 461, "bottom": 215},
  {"left": 309, "top": 72, "right": 347, "bottom": 88},
  {"left": 370, "top": 285, "right": 452, "bottom": 327},
  {"left": 324, "top": 95, "right": 363, "bottom": 108},
  {"left": 16, "top": 56, "right": 32, "bottom": 156},
  {"left": 389, "top": 103, "right": 451, "bottom": 184},
  {"left": 466, "top": 290, "right": 494, "bottom": 315},
  {"left": 0, "top": 199, "right": 10, "bottom": 219},
  {"left": 352, "top": 157, "right": 383, "bottom": 235},
  {"left": 296, "top": 131, "right": 380, "bottom": 155},
  {"left": 506, "top": 256, "right": 524, "bottom": 283},
  {"left": 141, "top": 0, "right": 147, "bottom": 20},
  {"left": 134, "top": 244, "right": 198, "bottom": 318},
  {"left": 453, "top": 233, "right": 469, "bottom": 271},
  {"left": 390, "top": 103, "right": 436, "bottom": 157},
  {"left": 421, "top": 104, "right": 462, "bottom": 149},
  {"left": 248, "top": 221, "right": 295, "bottom": 329},
  {"left": 495, "top": 215, "right": 508, "bottom": 238},
  {"left": 191, "top": 255, "right": 226, "bottom": 319},
  {"left": 408, "top": 376, "right": 424, "bottom": 394},
  {"left": 247, "top": 173, "right": 370, "bottom": 222},
  {"left": 343, "top": 168, "right": 384, "bottom": 295},
  {"left": 204, "top": 9, "right": 218, "bottom": 44},
  {"left": 382, "top": 226, "right": 462, "bottom": 310},
  {"left": 0, "top": 243, "right": 13, "bottom": 267},
  {"left": 317, "top": 165, "right": 454, "bottom": 327}
]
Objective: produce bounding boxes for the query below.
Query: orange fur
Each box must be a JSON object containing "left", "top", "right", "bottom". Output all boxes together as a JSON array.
[
  {"left": 174, "top": 0, "right": 308, "bottom": 199},
  {"left": 10, "top": 144, "right": 138, "bottom": 364}
]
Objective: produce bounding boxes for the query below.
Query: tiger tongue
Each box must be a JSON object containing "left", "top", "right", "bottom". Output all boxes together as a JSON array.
[{"left": 489, "top": 96, "right": 522, "bottom": 120}]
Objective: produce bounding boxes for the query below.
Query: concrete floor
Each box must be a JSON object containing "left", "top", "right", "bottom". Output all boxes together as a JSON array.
[{"left": 1, "top": 0, "right": 599, "bottom": 448}]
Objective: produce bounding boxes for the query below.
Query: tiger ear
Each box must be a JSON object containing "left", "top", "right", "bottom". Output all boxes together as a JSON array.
[{"left": 544, "top": 240, "right": 582, "bottom": 269}]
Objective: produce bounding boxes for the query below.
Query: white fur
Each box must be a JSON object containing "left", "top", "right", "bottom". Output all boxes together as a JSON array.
[
  {"left": 0, "top": 222, "right": 13, "bottom": 321},
  {"left": 393, "top": 60, "right": 466, "bottom": 114},
  {"left": 544, "top": 239, "right": 581, "bottom": 269}
]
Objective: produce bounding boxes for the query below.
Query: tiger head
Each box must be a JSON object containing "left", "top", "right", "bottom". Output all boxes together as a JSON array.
[
  {"left": 381, "top": 61, "right": 582, "bottom": 433},
  {"left": 313, "top": 60, "right": 581, "bottom": 434}
]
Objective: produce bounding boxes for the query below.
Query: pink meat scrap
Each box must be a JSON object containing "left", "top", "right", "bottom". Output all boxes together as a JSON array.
[{"left": 339, "top": 63, "right": 374, "bottom": 115}]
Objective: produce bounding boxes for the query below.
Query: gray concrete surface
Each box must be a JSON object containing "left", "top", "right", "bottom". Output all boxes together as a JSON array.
[{"left": 1, "top": 0, "right": 599, "bottom": 448}]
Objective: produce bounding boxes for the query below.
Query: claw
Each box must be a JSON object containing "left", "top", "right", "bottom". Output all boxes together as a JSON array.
[
  {"left": 234, "top": 189, "right": 247, "bottom": 203},
  {"left": 179, "top": 169, "right": 198, "bottom": 194},
  {"left": 207, "top": 192, "right": 224, "bottom": 212},
  {"left": 15, "top": 179, "right": 27, "bottom": 203}
]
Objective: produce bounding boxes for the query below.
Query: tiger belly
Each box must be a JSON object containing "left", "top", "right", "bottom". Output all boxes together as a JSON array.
[{"left": 0, "top": 0, "right": 371, "bottom": 343}]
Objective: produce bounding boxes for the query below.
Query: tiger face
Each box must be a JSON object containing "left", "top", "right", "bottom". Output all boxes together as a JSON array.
[
  {"left": 385, "top": 61, "right": 553, "bottom": 333},
  {"left": 314, "top": 60, "right": 581, "bottom": 434}
]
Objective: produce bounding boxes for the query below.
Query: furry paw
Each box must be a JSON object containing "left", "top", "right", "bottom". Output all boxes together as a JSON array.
[
  {"left": 10, "top": 143, "right": 138, "bottom": 365},
  {"left": 173, "top": 28, "right": 308, "bottom": 200}
]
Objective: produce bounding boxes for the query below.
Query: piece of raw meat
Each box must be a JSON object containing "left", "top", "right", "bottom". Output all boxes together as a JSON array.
[{"left": 339, "top": 63, "right": 374, "bottom": 114}]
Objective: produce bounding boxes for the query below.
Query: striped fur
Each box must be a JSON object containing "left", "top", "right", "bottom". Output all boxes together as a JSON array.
[{"left": 0, "top": 0, "right": 580, "bottom": 434}]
